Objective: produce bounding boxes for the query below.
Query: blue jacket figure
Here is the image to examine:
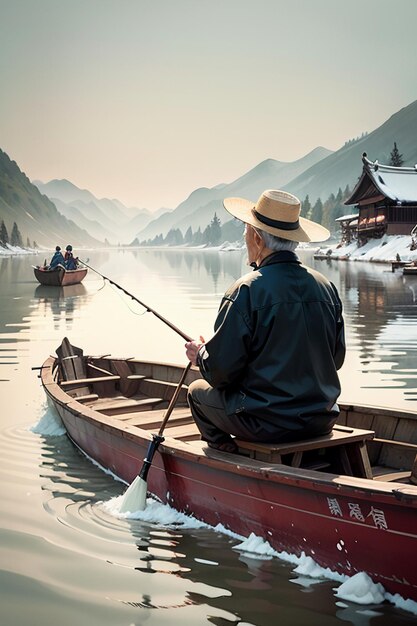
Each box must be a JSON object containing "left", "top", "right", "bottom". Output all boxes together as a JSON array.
[
  {"left": 49, "top": 246, "right": 65, "bottom": 269},
  {"left": 64, "top": 244, "right": 78, "bottom": 270}
]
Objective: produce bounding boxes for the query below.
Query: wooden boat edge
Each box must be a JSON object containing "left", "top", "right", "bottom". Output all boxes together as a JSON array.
[{"left": 40, "top": 355, "right": 417, "bottom": 501}]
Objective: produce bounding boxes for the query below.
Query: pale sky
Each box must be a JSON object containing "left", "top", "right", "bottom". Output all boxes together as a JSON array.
[{"left": 1, "top": 0, "right": 417, "bottom": 211}]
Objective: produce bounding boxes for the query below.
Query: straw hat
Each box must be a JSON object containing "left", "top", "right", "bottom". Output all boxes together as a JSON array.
[{"left": 223, "top": 189, "right": 330, "bottom": 243}]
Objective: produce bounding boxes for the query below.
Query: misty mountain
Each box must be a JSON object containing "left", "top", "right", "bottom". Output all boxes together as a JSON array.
[
  {"left": 51, "top": 197, "right": 116, "bottom": 243},
  {"left": 0, "top": 149, "right": 100, "bottom": 248},
  {"left": 34, "top": 178, "right": 160, "bottom": 244},
  {"left": 136, "top": 146, "right": 333, "bottom": 241},
  {"left": 282, "top": 99, "right": 417, "bottom": 204}
]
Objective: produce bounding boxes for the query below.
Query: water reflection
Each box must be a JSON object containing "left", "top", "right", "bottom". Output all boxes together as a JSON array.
[
  {"left": 132, "top": 249, "right": 245, "bottom": 297},
  {"left": 33, "top": 284, "right": 88, "bottom": 330},
  {"left": 0, "top": 249, "right": 416, "bottom": 410},
  {"left": 332, "top": 261, "right": 417, "bottom": 401}
]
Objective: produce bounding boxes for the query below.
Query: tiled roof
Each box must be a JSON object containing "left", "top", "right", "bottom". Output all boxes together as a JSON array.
[{"left": 345, "top": 154, "right": 417, "bottom": 205}]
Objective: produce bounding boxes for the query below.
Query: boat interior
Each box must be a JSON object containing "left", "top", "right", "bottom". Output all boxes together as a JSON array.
[{"left": 53, "top": 338, "right": 417, "bottom": 486}]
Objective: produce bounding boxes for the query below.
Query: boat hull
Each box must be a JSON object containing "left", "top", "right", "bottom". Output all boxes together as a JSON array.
[
  {"left": 34, "top": 266, "right": 87, "bottom": 286},
  {"left": 41, "top": 357, "right": 417, "bottom": 601}
]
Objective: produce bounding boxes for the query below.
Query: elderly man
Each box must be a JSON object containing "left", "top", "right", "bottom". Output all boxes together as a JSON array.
[{"left": 185, "top": 189, "right": 345, "bottom": 453}]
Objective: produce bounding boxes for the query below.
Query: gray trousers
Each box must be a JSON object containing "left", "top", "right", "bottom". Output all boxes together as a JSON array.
[{"left": 187, "top": 379, "right": 329, "bottom": 445}]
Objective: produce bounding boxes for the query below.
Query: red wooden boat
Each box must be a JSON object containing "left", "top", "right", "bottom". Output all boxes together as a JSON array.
[
  {"left": 33, "top": 265, "right": 87, "bottom": 286},
  {"left": 40, "top": 338, "right": 417, "bottom": 602}
]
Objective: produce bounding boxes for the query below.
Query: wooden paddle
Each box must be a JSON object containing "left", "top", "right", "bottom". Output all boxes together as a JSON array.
[{"left": 119, "top": 362, "right": 192, "bottom": 513}]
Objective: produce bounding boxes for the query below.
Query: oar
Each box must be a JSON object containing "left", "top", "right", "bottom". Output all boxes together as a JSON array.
[
  {"left": 79, "top": 259, "right": 192, "bottom": 342},
  {"left": 119, "top": 361, "right": 192, "bottom": 513}
]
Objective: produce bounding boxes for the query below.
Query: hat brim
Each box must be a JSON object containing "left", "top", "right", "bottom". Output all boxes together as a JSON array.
[{"left": 223, "top": 197, "right": 330, "bottom": 243}]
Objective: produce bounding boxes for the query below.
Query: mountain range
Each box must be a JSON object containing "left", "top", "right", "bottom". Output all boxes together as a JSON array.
[
  {"left": 134, "top": 99, "right": 417, "bottom": 242},
  {"left": 33, "top": 179, "right": 167, "bottom": 245},
  {"left": 0, "top": 149, "right": 99, "bottom": 248},
  {"left": 1, "top": 98, "right": 416, "bottom": 248}
]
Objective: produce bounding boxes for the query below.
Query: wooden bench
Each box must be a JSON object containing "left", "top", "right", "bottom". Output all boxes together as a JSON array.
[
  {"left": 88, "top": 396, "right": 165, "bottom": 416},
  {"left": 56, "top": 337, "right": 120, "bottom": 400},
  {"left": 109, "top": 359, "right": 146, "bottom": 396},
  {"left": 235, "top": 425, "right": 375, "bottom": 479}
]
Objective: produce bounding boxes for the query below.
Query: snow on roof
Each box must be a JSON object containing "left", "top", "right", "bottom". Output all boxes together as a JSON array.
[
  {"left": 335, "top": 213, "right": 359, "bottom": 222},
  {"left": 348, "top": 154, "right": 417, "bottom": 204}
]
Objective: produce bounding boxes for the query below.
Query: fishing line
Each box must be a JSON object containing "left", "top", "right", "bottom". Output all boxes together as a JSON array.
[
  {"left": 108, "top": 281, "right": 149, "bottom": 316},
  {"left": 78, "top": 259, "right": 192, "bottom": 341}
]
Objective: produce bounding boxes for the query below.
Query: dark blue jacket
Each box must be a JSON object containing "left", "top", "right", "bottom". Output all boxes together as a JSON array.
[
  {"left": 197, "top": 251, "right": 345, "bottom": 435},
  {"left": 49, "top": 251, "right": 65, "bottom": 269}
]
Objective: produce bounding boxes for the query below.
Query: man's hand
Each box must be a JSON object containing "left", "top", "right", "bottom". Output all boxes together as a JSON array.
[{"left": 185, "top": 336, "right": 205, "bottom": 366}]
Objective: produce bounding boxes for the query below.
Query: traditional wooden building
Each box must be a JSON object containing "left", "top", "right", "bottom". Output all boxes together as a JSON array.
[{"left": 345, "top": 153, "right": 417, "bottom": 246}]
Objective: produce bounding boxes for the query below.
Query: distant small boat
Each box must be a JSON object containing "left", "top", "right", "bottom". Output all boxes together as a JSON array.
[{"left": 33, "top": 265, "right": 87, "bottom": 286}]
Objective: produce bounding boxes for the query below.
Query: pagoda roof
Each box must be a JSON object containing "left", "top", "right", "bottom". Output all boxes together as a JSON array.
[{"left": 345, "top": 154, "right": 417, "bottom": 205}]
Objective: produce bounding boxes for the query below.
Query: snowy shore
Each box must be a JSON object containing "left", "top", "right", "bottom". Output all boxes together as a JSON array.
[
  {"left": 0, "top": 244, "right": 41, "bottom": 256},
  {"left": 315, "top": 234, "right": 417, "bottom": 264},
  {"left": 3, "top": 234, "right": 417, "bottom": 265}
]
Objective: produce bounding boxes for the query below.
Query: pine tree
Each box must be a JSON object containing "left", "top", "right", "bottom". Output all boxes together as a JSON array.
[
  {"left": 311, "top": 198, "right": 323, "bottom": 224},
  {"left": 202, "top": 224, "right": 211, "bottom": 245},
  {"left": 209, "top": 213, "right": 222, "bottom": 245},
  {"left": 301, "top": 195, "right": 311, "bottom": 219},
  {"left": 193, "top": 227, "right": 203, "bottom": 246},
  {"left": 26, "top": 237, "right": 31, "bottom": 248},
  {"left": 0, "top": 220, "right": 9, "bottom": 245},
  {"left": 10, "top": 222, "right": 23, "bottom": 247},
  {"left": 184, "top": 226, "right": 193, "bottom": 244},
  {"left": 389, "top": 142, "right": 404, "bottom": 167}
]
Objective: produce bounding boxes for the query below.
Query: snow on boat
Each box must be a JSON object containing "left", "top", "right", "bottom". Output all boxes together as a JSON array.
[{"left": 40, "top": 338, "right": 417, "bottom": 601}]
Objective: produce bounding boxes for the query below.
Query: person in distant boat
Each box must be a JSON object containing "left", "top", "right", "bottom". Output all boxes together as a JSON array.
[
  {"left": 185, "top": 189, "right": 346, "bottom": 453},
  {"left": 48, "top": 246, "right": 65, "bottom": 269},
  {"left": 64, "top": 245, "right": 78, "bottom": 270}
]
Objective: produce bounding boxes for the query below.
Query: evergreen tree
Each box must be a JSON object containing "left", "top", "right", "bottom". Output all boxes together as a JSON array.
[
  {"left": 343, "top": 185, "right": 351, "bottom": 200},
  {"left": 310, "top": 198, "right": 323, "bottom": 224},
  {"left": 192, "top": 227, "right": 203, "bottom": 246},
  {"left": 300, "top": 195, "right": 311, "bottom": 219},
  {"left": 33, "top": 241, "right": 38, "bottom": 249},
  {"left": 209, "top": 213, "right": 222, "bottom": 245},
  {"left": 184, "top": 226, "right": 193, "bottom": 245},
  {"left": 26, "top": 236, "right": 31, "bottom": 248},
  {"left": 202, "top": 224, "right": 211, "bottom": 245},
  {"left": 10, "top": 222, "right": 23, "bottom": 247},
  {"left": 0, "top": 220, "right": 9, "bottom": 245},
  {"left": 389, "top": 142, "right": 404, "bottom": 167}
]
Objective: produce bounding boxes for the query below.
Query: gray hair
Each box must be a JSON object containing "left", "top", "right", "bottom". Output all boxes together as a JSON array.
[{"left": 253, "top": 227, "right": 298, "bottom": 252}]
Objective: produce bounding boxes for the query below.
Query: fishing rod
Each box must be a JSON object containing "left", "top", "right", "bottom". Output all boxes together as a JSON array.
[{"left": 79, "top": 259, "right": 192, "bottom": 342}]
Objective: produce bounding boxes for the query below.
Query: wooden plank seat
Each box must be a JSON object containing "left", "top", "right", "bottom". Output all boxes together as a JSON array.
[
  {"left": 88, "top": 396, "right": 165, "bottom": 416},
  {"left": 107, "top": 359, "right": 146, "bottom": 396},
  {"left": 61, "top": 375, "right": 120, "bottom": 387},
  {"left": 138, "top": 378, "right": 189, "bottom": 404},
  {"left": 69, "top": 393, "right": 99, "bottom": 403},
  {"left": 115, "top": 407, "right": 194, "bottom": 429},
  {"left": 235, "top": 426, "right": 375, "bottom": 479},
  {"left": 56, "top": 338, "right": 119, "bottom": 401}
]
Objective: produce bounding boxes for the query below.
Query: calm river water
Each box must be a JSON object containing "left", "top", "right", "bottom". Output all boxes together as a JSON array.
[{"left": 1, "top": 248, "right": 416, "bottom": 626}]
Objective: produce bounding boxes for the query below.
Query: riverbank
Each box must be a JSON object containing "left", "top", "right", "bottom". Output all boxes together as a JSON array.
[
  {"left": 315, "top": 234, "right": 417, "bottom": 264},
  {"left": 0, "top": 244, "right": 39, "bottom": 256},
  {"left": 3, "top": 234, "right": 417, "bottom": 266}
]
